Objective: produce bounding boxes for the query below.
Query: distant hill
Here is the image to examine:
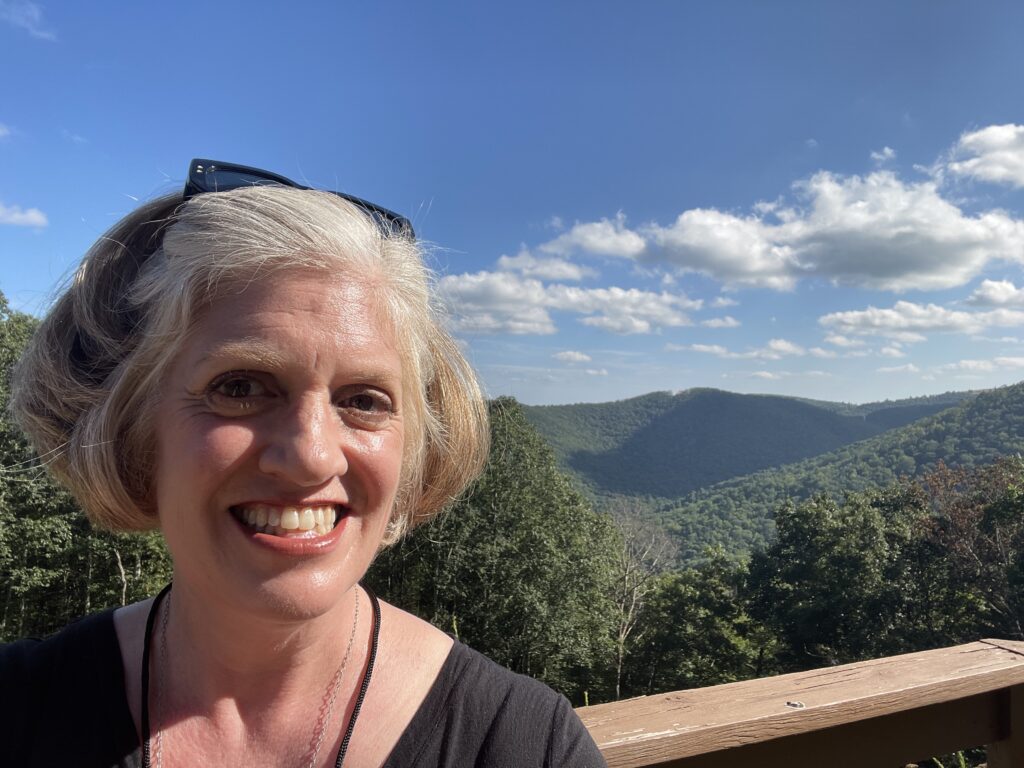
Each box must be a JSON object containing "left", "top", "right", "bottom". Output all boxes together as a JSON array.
[
  {"left": 657, "top": 381, "right": 1024, "bottom": 560},
  {"left": 523, "top": 388, "right": 972, "bottom": 499}
]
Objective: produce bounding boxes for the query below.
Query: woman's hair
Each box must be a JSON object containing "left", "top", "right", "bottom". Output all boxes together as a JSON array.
[{"left": 11, "top": 186, "right": 489, "bottom": 544}]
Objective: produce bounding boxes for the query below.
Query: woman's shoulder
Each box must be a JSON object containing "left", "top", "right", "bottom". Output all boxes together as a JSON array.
[
  {"left": 0, "top": 608, "right": 139, "bottom": 765},
  {"left": 0, "top": 608, "right": 120, "bottom": 682},
  {"left": 385, "top": 633, "right": 607, "bottom": 767}
]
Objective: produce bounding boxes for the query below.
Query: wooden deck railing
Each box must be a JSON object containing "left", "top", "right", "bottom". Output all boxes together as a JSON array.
[{"left": 577, "top": 639, "right": 1024, "bottom": 767}]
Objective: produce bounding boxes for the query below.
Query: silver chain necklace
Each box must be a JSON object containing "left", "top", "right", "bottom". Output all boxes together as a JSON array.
[{"left": 149, "top": 588, "right": 362, "bottom": 768}]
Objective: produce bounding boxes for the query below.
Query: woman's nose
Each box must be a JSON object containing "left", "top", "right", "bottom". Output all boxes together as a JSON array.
[{"left": 257, "top": 395, "right": 348, "bottom": 486}]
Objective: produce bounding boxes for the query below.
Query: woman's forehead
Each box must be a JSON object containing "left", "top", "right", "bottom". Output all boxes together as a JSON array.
[{"left": 182, "top": 272, "right": 404, "bottom": 375}]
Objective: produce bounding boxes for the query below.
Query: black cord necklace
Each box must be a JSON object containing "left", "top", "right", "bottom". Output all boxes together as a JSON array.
[{"left": 140, "top": 584, "right": 381, "bottom": 768}]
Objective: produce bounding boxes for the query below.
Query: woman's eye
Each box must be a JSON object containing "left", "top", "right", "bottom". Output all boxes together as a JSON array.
[
  {"left": 206, "top": 373, "right": 271, "bottom": 412},
  {"left": 337, "top": 389, "right": 394, "bottom": 425}
]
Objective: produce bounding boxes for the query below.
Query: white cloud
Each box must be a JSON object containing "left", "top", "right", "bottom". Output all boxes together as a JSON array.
[
  {"left": 871, "top": 146, "right": 896, "bottom": 164},
  {"left": 549, "top": 167, "right": 1024, "bottom": 292},
  {"left": 701, "top": 315, "right": 740, "bottom": 328},
  {"left": 820, "top": 300, "right": 1024, "bottom": 340},
  {"left": 823, "top": 333, "right": 866, "bottom": 348},
  {"left": 711, "top": 296, "right": 738, "bottom": 308},
  {"left": 547, "top": 215, "right": 564, "bottom": 231},
  {"left": 676, "top": 338, "right": 805, "bottom": 360},
  {"left": 584, "top": 368, "right": 608, "bottom": 376},
  {"left": 0, "top": 123, "right": 10, "bottom": 139},
  {"left": 438, "top": 271, "right": 701, "bottom": 335},
  {"left": 966, "top": 279, "right": 1024, "bottom": 307},
  {"left": 809, "top": 347, "right": 837, "bottom": 358},
  {"left": 752, "top": 371, "right": 782, "bottom": 380},
  {"left": 878, "top": 363, "right": 920, "bottom": 373},
  {"left": 643, "top": 207, "right": 796, "bottom": 290},
  {"left": 947, "top": 124, "right": 1024, "bottom": 187},
  {"left": 0, "top": 201, "right": 47, "bottom": 227},
  {"left": 880, "top": 345, "right": 905, "bottom": 358},
  {"left": 539, "top": 212, "right": 645, "bottom": 258},
  {"left": 496, "top": 248, "right": 595, "bottom": 281},
  {"left": 553, "top": 350, "right": 591, "bottom": 363},
  {"left": 437, "top": 272, "right": 556, "bottom": 335},
  {"left": 806, "top": 138, "right": 819, "bottom": 150},
  {"left": 942, "top": 357, "right": 1024, "bottom": 372},
  {"left": 0, "top": 1, "right": 56, "bottom": 40}
]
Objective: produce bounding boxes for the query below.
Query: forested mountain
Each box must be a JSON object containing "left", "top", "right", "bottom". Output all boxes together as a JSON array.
[
  {"left": 523, "top": 388, "right": 972, "bottom": 498},
  {"left": 660, "top": 381, "right": 1024, "bottom": 559}
]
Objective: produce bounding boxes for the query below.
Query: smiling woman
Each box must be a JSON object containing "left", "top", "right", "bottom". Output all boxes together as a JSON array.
[{"left": 0, "top": 161, "right": 607, "bottom": 767}]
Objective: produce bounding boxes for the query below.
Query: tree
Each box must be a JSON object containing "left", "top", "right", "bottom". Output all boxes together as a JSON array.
[
  {"left": 0, "top": 294, "right": 172, "bottom": 641},
  {"left": 608, "top": 503, "right": 676, "bottom": 699},
  {"left": 623, "top": 548, "right": 768, "bottom": 696},
  {"left": 368, "top": 397, "right": 620, "bottom": 703}
]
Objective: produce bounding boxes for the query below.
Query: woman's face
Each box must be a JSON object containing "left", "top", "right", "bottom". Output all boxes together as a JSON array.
[{"left": 153, "top": 270, "right": 405, "bottom": 621}]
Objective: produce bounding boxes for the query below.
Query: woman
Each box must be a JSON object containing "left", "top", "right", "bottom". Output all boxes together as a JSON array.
[{"left": 2, "top": 160, "right": 606, "bottom": 767}]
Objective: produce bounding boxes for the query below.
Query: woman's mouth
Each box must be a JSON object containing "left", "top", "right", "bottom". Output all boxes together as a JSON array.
[{"left": 230, "top": 504, "right": 342, "bottom": 538}]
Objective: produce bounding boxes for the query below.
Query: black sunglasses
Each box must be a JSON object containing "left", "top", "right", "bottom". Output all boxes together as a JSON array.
[{"left": 183, "top": 158, "right": 415, "bottom": 239}]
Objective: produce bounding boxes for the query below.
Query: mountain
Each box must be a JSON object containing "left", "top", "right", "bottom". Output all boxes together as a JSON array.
[
  {"left": 523, "top": 388, "right": 972, "bottom": 499},
  {"left": 657, "top": 381, "right": 1024, "bottom": 560}
]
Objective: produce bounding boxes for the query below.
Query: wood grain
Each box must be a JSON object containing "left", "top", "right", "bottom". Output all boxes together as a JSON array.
[{"left": 577, "top": 639, "right": 1024, "bottom": 767}]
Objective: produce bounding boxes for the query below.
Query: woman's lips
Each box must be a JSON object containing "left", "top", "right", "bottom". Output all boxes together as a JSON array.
[{"left": 229, "top": 503, "right": 348, "bottom": 555}]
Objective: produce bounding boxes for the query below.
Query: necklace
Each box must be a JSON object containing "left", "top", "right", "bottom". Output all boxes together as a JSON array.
[{"left": 140, "top": 584, "right": 381, "bottom": 768}]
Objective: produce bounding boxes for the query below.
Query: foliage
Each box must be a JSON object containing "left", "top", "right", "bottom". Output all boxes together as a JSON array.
[
  {"left": 523, "top": 387, "right": 968, "bottom": 500},
  {"left": 367, "top": 397, "right": 620, "bottom": 703},
  {"left": 661, "top": 381, "right": 1024, "bottom": 560},
  {"left": 0, "top": 295, "right": 172, "bottom": 641}
]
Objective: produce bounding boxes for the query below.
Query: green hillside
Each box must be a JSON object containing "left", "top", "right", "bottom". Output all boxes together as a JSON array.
[
  {"left": 523, "top": 388, "right": 969, "bottom": 498},
  {"left": 660, "top": 381, "right": 1024, "bottom": 560}
]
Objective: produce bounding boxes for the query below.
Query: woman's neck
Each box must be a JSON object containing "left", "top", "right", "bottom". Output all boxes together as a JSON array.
[{"left": 160, "top": 579, "right": 365, "bottom": 719}]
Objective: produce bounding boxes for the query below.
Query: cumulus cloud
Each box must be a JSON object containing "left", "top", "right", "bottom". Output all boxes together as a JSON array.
[
  {"left": 712, "top": 296, "right": 738, "bottom": 308},
  {"left": 585, "top": 368, "right": 608, "bottom": 376},
  {"left": 438, "top": 271, "right": 701, "bottom": 335},
  {"left": 553, "top": 350, "right": 591, "bottom": 363},
  {"left": 871, "top": 146, "right": 896, "bottom": 164},
  {"left": 966, "top": 279, "right": 1024, "bottom": 307},
  {"left": 947, "top": 124, "right": 1024, "bottom": 187},
  {"left": 820, "top": 300, "right": 1024, "bottom": 340},
  {"left": 701, "top": 315, "right": 740, "bottom": 328},
  {"left": 0, "top": 201, "right": 47, "bottom": 227},
  {"left": 675, "top": 338, "right": 806, "bottom": 360},
  {"left": 496, "top": 248, "right": 596, "bottom": 281},
  {"left": 643, "top": 207, "right": 796, "bottom": 289},
  {"left": 539, "top": 212, "right": 645, "bottom": 258},
  {"left": 543, "top": 167, "right": 1024, "bottom": 292},
  {"left": 880, "top": 345, "right": 905, "bottom": 358},
  {"left": 0, "top": 1, "right": 56, "bottom": 40}
]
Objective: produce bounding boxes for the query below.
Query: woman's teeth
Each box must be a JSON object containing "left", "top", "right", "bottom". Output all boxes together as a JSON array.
[{"left": 234, "top": 505, "right": 339, "bottom": 537}]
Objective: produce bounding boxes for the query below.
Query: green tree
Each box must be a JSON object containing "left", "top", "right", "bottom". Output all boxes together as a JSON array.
[
  {"left": 368, "top": 397, "right": 619, "bottom": 703},
  {"left": 0, "top": 294, "right": 171, "bottom": 641}
]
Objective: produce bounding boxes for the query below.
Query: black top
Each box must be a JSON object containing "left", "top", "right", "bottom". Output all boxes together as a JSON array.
[{"left": 0, "top": 610, "right": 606, "bottom": 767}]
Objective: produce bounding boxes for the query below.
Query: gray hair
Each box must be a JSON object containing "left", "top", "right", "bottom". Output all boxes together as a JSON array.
[{"left": 12, "top": 186, "right": 489, "bottom": 544}]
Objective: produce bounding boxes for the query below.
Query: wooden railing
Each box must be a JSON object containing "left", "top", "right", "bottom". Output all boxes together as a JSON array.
[{"left": 577, "top": 639, "right": 1024, "bottom": 767}]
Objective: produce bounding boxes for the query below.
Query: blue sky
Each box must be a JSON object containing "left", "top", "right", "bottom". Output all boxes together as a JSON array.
[{"left": 3, "top": 1, "right": 1024, "bottom": 405}]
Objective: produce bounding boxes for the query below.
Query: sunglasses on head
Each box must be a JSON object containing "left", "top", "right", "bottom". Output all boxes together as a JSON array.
[{"left": 183, "top": 158, "right": 415, "bottom": 239}]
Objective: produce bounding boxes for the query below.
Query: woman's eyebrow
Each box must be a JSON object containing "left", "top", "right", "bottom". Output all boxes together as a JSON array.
[{"left": 194, "top": 338, "right": 289, "bottom": 369}]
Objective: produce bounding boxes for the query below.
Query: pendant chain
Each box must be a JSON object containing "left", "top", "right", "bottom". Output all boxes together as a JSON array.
[{"left": 149, "top": 589, "right": 362, "bottom": 768}]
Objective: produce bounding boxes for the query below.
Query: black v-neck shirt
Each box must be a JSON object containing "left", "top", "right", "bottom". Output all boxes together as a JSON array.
[{"left": 0, "top": 609, "right": 606, "bottom": 767}]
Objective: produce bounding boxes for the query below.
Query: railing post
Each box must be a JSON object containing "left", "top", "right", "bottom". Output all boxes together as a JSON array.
[{"left": 987, "top": 684, "right": 1024, "bottom": 768}]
